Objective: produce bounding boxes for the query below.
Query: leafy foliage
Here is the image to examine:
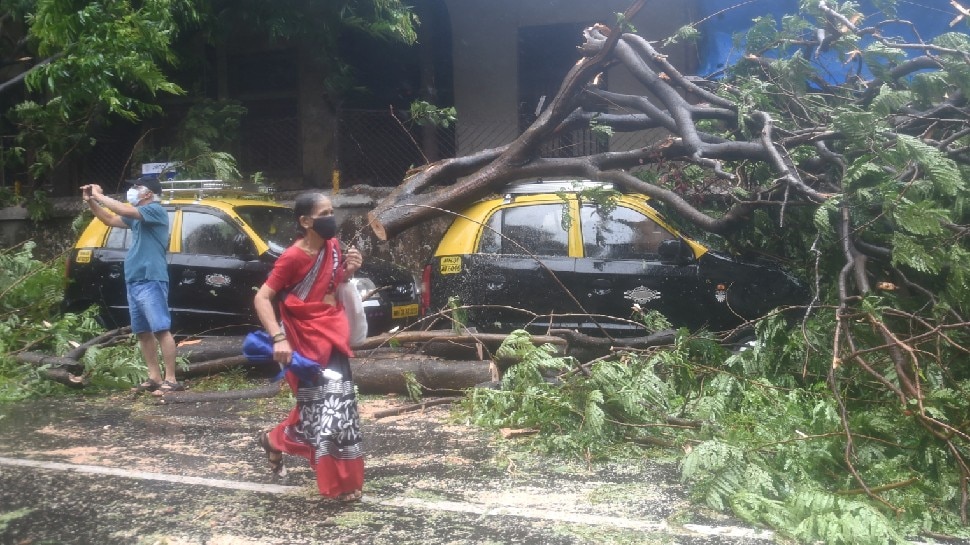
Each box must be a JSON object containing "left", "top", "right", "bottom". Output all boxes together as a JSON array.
[
  {"left": 409, "top": 100, "right": 457, "bottom": 129},
  {"left": 0, "top": 0, "right": 418, "bottom": 192},
  {"left": 0, "top": 240, "right": 192, "bottom": 399},
  {"left": 463, "top": 319, "right": 970, "bottom": 542},
  {"left": 403, "top": 370, "right": 423, "bottom": 402},
  {"left": 374, "top": 0, "right": 970, "bottom": 541},
  {"left": 134, "top": 99, "right": 249, "bottom": 181},
  {"left": 0, "top": 242, "right": 103, "bottom": 400},
  {"left": 79, "top": 340, "right": 188, "bottom": 392},
  {"left": 7, "top": 0, "right": 196, "bottom": 184}
]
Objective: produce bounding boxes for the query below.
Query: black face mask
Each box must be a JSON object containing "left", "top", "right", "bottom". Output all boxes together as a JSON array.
[{"left": 311, "top": 215, "right": 337, "bottom": 240}]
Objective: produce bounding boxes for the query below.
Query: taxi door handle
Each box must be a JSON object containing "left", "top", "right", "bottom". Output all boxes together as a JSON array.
[
  {"left": 485, "top": 275, "right": 505, "bottom": 291},
  {"left": 180, "top": 269, "right": 197, "bottom": 286},
  {"left": 591, "top": 278, "right": 613, "bottom": 296}
]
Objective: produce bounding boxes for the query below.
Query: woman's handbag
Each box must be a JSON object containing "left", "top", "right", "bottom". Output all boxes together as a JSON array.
[{"left": 336, "top": 280, "right": 368, "bottom": 346}]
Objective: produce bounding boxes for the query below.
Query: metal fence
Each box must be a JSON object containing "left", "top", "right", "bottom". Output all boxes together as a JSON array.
[
  {"left": 336, "top": 108, "right": 457, "bottom": 187},
  {"left": 238, "top": 115, "right": 301, "bottom": 178},
  {"left": 12, "top": 108, "right": 670, "bottom": 192},
  {"left": 80, "top": 137, "right": 132, "bottom": 188},
  {"left": 334, "top": 109, "right": 664, "bottom": 187}
]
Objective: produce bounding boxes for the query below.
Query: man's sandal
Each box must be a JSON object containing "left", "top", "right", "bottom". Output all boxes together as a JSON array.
[
  {"left": 151, "top": 380, "right": 185, "bottom": 396},
  {"left": 130, "top": 379, "right": 160, "bottom": 394},
  {"left": 256, "top": 430, "right": 286, "bottom": 476}
]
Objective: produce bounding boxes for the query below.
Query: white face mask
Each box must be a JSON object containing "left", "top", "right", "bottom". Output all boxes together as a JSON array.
[{"left": 126, "top": 187, "right": 144, "bottom": 205}]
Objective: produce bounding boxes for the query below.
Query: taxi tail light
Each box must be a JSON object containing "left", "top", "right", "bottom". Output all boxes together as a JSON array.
[{"left": 421, "top": 264, "right": 431, "bottom": 314}]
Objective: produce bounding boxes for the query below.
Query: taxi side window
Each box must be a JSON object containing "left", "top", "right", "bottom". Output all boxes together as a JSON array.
[
  {"left": 105, "top": 227, "right": 131, "bottom": 249},
  {"left": 581, "top": 204, "right": 675, "bottom": 259},
  {"left": 181, "top": 211, "right": 241, "bottom": 256},
  {"left": 478, "top": 204, "right": 569, "bottom": 256},
  {"left": 105, "top": 210, "right": 175, "bottom": 251}
]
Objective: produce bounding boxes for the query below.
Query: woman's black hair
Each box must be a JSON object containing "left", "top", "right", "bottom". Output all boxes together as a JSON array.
[{"left": 292, "top": 191, "right": 328, "bottom": 238}]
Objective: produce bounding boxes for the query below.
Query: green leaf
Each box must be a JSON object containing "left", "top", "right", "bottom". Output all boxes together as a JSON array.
[
  {"left": 891, "top": 233, "right": 942, "bottom": 274},
  {"left": 891, "top": 200, "right": 946, "bottom": 236}
]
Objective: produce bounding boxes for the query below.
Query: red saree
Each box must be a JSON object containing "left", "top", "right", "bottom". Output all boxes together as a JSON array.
[{"left": 264, "top": 239, "right": 364, "bottom": 498}]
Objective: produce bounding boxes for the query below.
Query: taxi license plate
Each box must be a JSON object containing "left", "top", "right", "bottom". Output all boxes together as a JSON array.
[{"left": 392, "top": 304, "right": 419, "bottom": 319}]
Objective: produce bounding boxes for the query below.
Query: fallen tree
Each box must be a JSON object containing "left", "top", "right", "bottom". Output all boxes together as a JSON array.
[
  {"left": 16, "top": 329, "right": 577, "bottom": 395},
  {"left": 370, "top": 0, "right": 970, "bottom": 541}
]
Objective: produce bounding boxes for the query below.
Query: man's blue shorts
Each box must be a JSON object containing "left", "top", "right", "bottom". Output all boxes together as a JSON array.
[{"left": 126, "top": 280, "right": 172, "bottom": 334}]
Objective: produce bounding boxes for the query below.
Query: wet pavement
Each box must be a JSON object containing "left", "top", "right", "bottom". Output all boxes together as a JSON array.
[{"left": 0, "top": 388, "right": 776, "bottom": 545}]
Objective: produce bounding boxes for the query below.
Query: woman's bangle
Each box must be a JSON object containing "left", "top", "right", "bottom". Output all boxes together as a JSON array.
[{"left": 272, "top": 332, "right": 286, "bottom": 343}]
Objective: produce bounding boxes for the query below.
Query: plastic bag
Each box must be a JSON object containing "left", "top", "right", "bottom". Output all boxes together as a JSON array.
[{"left": 336, "top": 280, "right": 368, "bottom": 346}]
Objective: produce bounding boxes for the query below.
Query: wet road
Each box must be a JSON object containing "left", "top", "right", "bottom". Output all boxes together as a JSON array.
[{"left": 0, "top": 390, "right": 774, "bottom": 544}]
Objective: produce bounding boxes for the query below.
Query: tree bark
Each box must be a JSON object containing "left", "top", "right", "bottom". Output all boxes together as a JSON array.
[
  {"left": 182, "top": 355, "right": 256, "bottom": 378},
  {"left": 353, "top": 355, "right": 492, "bottom": 395},
  {"left": 367, "top": 1, "right": 648, "bottom": 240}
]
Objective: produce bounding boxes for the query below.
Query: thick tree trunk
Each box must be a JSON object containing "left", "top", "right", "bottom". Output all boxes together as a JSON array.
[
  {"left": 158, "top": 355, "right": 492, "bottom": 403},
  {"left": 182, "top": 355, "right": 255, "bottom": 378},
  {"left": 353, "top": 354, "right": 492, "bottom": 395}
]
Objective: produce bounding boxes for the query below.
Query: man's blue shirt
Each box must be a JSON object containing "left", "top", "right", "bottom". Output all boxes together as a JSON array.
[{"left": 122, "top": 202, "right": 169, "bottom": 283}]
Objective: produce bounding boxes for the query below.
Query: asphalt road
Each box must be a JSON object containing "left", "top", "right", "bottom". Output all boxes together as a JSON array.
[{"left": 0, "top": 390, "right": 776, "bottom": 545}]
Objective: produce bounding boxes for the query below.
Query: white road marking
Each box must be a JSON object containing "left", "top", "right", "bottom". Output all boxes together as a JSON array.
[
  {"left": 378, "top": 497, "right": 774, "bottom": 539},
  {"left": 379, "top": 496, "right": 669, "bottom": 531},
  {"left": 0, "top": 455, "right": 774, "bottom": 540},
  {"left": 0, "top": 456, "right": 301, "bottom": 494}
]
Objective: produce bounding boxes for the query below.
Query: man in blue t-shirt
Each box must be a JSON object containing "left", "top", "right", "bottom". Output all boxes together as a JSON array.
[{"left": 82, "top": 179, "right": 182, "bottom": 395}]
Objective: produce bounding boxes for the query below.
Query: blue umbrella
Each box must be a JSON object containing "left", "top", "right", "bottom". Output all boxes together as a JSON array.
[{"left": 242, "top": 330, "right": 321, "bottom": 382}]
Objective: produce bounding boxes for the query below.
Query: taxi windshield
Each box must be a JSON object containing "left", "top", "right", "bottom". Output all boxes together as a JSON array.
[{"left": 235, "top": 205, "right": 294, "bottom": 254}]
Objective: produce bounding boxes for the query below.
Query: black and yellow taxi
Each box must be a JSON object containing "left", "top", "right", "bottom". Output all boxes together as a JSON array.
[
  {"left": 422, "top": 180, "right": 807, "bottom": 336},
  {"left": 63, "top": 181, "right": 419, "bottom": 335}
]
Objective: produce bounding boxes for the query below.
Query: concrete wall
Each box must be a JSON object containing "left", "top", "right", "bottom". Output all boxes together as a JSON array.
[{"left": 442, "top": 0, "right": 696, "bottom": 154}]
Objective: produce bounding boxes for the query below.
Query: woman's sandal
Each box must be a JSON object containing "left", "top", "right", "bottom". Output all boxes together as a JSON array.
[
  {"left": 336, "top": 489, "right": 362, "bottom": 503},
  {"left": 256, "top": 430, "right": 286, "bottom": 476}
]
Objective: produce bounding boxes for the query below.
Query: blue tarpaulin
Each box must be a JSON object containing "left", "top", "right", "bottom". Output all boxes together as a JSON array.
[{"left": 694, "top": 0, "right": 963, "bottom": 79}]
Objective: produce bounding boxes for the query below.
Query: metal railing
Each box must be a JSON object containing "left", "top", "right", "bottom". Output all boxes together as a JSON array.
[{"left": 156, "top": 179, "right": 275, "bottom": 201}]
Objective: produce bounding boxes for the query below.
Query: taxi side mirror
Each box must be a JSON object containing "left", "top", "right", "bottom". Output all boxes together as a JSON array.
[{"left": 658, "top": 239, "right": 694, "bottom": 265}]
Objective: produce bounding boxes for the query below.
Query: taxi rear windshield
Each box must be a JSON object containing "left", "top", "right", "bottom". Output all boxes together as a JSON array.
[{"left": 235, "top": 205, "right": 294, "bottom": 251}]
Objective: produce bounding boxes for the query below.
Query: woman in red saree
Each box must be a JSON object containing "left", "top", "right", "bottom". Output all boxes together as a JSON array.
[{"left": 252, "top": 191, "right": 364, "bottom": 502}]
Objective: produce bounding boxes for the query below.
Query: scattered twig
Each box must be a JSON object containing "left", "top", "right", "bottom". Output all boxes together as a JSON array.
[
  {"left": 500, "top": 428, "right": 539, "bottom": 439},
  {"left": 372, "top": 398, "right": 456, "bottom": 419}
]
